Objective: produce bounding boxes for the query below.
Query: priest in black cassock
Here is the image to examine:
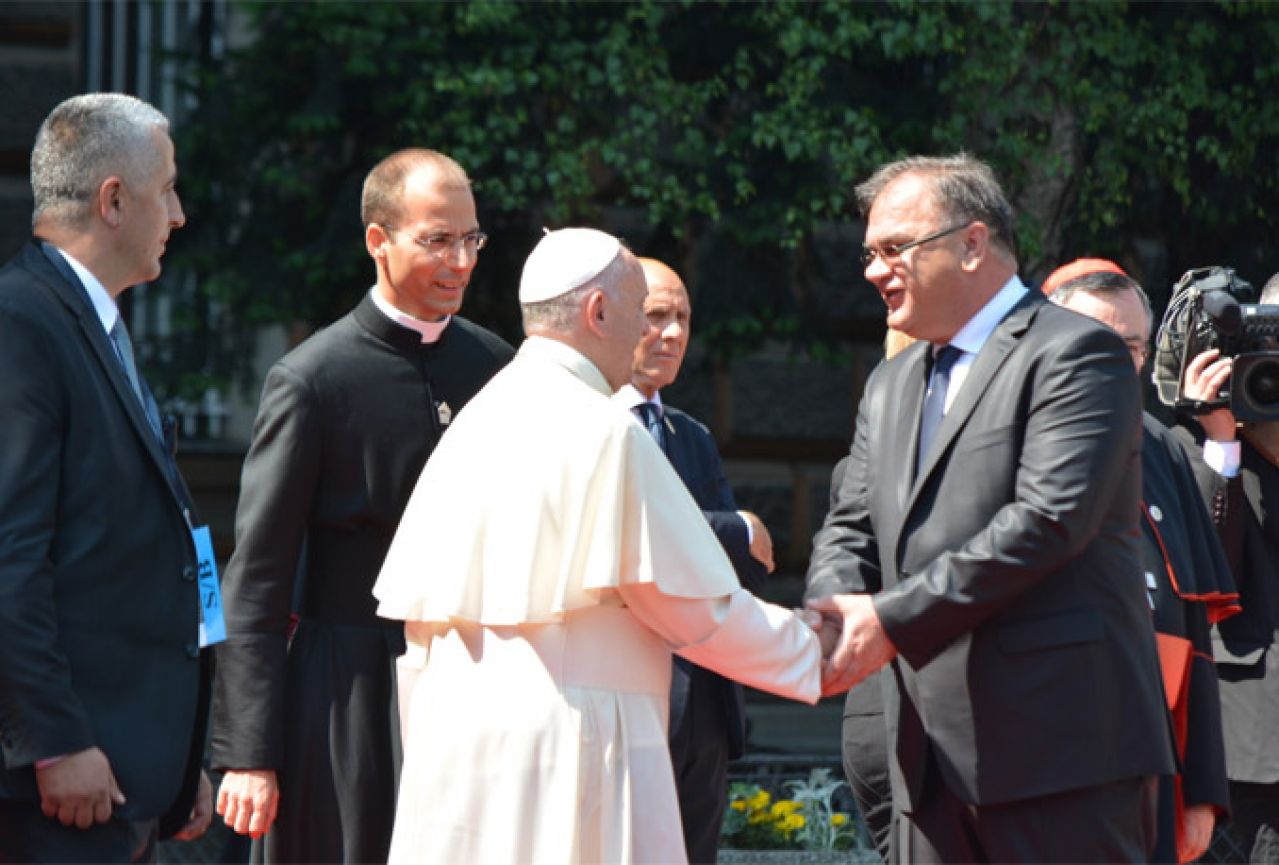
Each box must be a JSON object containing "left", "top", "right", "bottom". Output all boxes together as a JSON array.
[{"left": 209, "top": 149, "right": 514, "bottom": 863}]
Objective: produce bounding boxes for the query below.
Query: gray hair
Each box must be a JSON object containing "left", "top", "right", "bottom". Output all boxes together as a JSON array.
[
  {"left": 855, "top": 153, "right": 1018, "bottom": 260},
  {"left": 31, "top": 93, "right": 170, "bottom": 228},
  {"left": 1047, "top": 270, "right": 1153, "bottom": 331},
  {"left": 521, "top": 250, "right": 631, "bottom": 334}
]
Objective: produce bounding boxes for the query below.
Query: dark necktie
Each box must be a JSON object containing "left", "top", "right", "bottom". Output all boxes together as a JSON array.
[
  {"left": 635, "top": 401, "right": 666, "bottom": 451},
  {"left": 917, "top": 344, "right": 962, "bottom": 474},
  {"left": 110, "top": 317, "right": 164, "bottom": 442}
]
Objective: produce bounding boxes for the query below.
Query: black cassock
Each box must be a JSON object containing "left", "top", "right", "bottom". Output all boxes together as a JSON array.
[
  {"left": 210, "top": 293, "right": 513, "bottom": 863},
  {"left": 1140, "top": 413, "right": 1239, "bottom": 863}
]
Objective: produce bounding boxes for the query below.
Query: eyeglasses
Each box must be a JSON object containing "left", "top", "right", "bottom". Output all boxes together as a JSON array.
[
  {"left": 384, "top": 225, "right": 488, "bottom": 259},
  {"left": 860, "top": 222, "right": 970, "bottom": 267},
  {"left": 1123, "top": 337, "right": 1150, "bottom": 365}
]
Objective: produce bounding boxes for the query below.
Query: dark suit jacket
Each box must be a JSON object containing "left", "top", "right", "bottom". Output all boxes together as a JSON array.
[
  {"left": 0, "top": 241, "right": 207, "bottom": 832},
  {"left": 1173, "top": 421, "right": 1279, "bottom": 784},
  {"left": 661, "top": 405, "right": 767, "bottom": 757},
  {"left": 807, "top": 289, "right": 1174, "bottom": 812}
]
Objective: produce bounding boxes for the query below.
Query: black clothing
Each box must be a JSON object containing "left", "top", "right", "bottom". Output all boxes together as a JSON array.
[
  {"left": 1140, "top": 414, "right": 1238, "bottom": 862},
  {"left": 0, "top": 242, "right": 208, "bottom": 860},
  {"left": 210, "top": 294, "right": 513, "bottom": 863},
  {"left": 898, "top": 772, "right": 1158, "bottom": 864},
  {"left": 807, "top": 293, "right": 1173, "bottom": 859}
]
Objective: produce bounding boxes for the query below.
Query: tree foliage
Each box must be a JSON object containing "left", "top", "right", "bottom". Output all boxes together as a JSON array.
[{"left": 163, "top": 0, "right": 1279, "bottom": 396}]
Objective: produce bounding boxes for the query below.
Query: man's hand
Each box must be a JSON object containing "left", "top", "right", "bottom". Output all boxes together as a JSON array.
[
  {"left": 805, "top": 594, "right": 897, "bottom": 697},
  {"left": 217, "top": 768, "right": 279, "bottom": 839},
  {"left": 814, "top": 612, "right": 841, "bottom": 660},
  {"left": 1183, "top": 348, "right": 1238, "bottom": 442},
  {"left": 171, "top": 770, "right": 214, "bottom": 842},
  {"left": 35, "top": 746, "right": 126, "bottom": 829},
  {"left": 741, "top": 511, "right": 775, "bottom": 573},
  {"left": 1177, "top": 803, "right": 1216, "bottom": 864},
  {"left": 795, "top": 608, "right": 840, "bottom": 659}
]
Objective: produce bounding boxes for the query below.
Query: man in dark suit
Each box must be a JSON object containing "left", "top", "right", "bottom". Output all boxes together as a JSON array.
[
  {"left": 1175, "top": 272, "right": 1279, "bottom": 864},
  {"left": 805, "top": 154, "right": 1174, "bottom": 862},
  {"left": 615, "top": 256, "right": 773, "bottom": 863},
  {"left": 211, "top": 149, "right": 513, "bottom": 863},
  {"left": 0, "top": 93, "right": 212, "bottom": 862}
]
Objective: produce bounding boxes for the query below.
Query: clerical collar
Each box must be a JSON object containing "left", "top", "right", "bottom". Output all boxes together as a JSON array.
[
  {"left": 52, "top": 246, "right": 119, "bottom": 337},
  {"left": 368, "top": 287, "right": 450, "bottom": 344},
  {"left": 616, "top": 383, "right": 664, "bottom": 413}
]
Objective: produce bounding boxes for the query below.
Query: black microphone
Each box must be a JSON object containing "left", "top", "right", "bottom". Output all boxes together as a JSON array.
[{"left": 1201, "top": 290, "right": 1242, "bottom": 333}]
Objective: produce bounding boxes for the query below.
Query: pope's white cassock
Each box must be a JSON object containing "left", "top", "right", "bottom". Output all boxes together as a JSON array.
[{"left": 374, "top": 332, "right": 821, "bottom": 864}]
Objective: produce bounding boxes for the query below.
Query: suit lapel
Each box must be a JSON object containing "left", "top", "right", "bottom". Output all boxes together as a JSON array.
[
  {"left": 871, "top": 342, "right": 929, "bottom": 585},
  {"left": 29, "top": 242, "right": 191, "bottom": 516},
  {"left": 660, "top": 411, "right": 692, "bottom": 480},
  {"left": 894, "top": 342, "right": 930, "bottom": 511}
]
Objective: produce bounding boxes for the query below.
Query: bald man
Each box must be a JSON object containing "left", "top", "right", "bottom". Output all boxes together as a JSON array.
[{"left": 615, "top": 257, "right": 774, "bottom": 863}]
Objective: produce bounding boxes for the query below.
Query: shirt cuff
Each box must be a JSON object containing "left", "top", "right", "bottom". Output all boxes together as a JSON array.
[
  {"left": 737, "top": 511, "right": 754, "bottom": 544},
  {"left": 1203, "top": 439, "right": 1241, "bottom": 477}
]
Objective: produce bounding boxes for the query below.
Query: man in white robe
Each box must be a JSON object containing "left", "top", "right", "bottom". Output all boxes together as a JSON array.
[{"left": 374, "top": 228, "right": 823, "bottom": 864}]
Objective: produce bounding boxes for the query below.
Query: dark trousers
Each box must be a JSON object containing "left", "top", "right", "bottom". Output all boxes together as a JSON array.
[
  {"left": 669, "top": 668, "right": 732, "bottom": 864},
  {"left": 842, "top": 673, "right": 894, "bottom": 862},
  {"left": 1223, "top": 781, "right": 1279, "bottom": 864},
  {"left": 0, "top": 800, "right": 157, "bottom": 863},
  {"left": 1150, "top": 774, "right": 1178, "bottom": 865},
  {"left": 248, "top": 620, "right": 400, "bottom": 864},
  {"left": 899, "top": 771, "right": 1158, "bottom": 864}
]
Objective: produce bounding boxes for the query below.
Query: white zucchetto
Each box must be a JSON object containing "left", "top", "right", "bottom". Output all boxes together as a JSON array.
[{"left": 518, "top": 227, "right": 622, "bottom": 303}]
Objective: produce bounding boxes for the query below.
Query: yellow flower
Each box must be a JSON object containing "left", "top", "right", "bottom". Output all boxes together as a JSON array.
[
  {"left": 831, "top": 812, "right": 849, "bottom": 826},
  {"left": 769, "top": 800, "right": 802, "bottom": 818},
  {"left": 729, "top": 800, "right": 746, "bottom": 812},
  {"left": 778, "top": 813, "right": 806, "bottom": 835},
  {"left": 746, "top": 789, "right": 771, "bottom": 811}
]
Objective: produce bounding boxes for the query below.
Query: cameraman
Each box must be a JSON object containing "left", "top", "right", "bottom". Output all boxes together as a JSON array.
[{"left": 1176, "top": 273, "right": 1279, "bottom": 864}]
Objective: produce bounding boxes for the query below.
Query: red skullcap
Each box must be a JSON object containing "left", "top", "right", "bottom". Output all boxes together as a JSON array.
[{"left": 1041, "top": 258, "right": 1128, "bottom": 295}]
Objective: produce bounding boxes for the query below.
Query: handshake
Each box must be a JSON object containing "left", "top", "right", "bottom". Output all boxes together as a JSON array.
[{"left": 797, "top": 593, "right": 898, "bottom": 698}]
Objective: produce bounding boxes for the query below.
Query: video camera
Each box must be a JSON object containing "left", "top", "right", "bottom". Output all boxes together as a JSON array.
[{"left": 1153, "top": 266, "right": 1279, "bottom": 421}]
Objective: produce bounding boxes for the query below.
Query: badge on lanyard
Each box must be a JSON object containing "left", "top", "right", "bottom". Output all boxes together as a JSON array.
[{"left": 192, "top": 525, "right": 226, "bottom": 647}]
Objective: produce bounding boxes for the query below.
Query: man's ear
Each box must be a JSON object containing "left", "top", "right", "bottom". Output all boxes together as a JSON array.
[
  {"left": 583, "top": 288, "right": 608, "bottom": 337},
  {"left": 366, "top": 223, "right": 391, "bottom": 262},
  {"left": 98, "top": 177, "right": 125, "bottom": 228},
  {"left": 959, "top": 221, "right": 991, "bottom": 273}
]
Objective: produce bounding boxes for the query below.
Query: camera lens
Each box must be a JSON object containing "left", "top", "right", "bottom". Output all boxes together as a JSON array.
[
  {"left": 1233, "top": 353, "right": 1279, "bottom": 421},
  {"left": 1246, "top": 363, "right": 1279, "bottom": 404}
]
